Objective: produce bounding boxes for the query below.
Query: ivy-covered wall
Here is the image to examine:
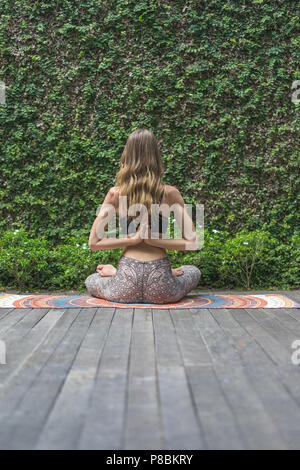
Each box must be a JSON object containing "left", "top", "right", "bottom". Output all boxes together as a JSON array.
[{"left": 0, "top": 0, "right": 299, "bottom": 244}]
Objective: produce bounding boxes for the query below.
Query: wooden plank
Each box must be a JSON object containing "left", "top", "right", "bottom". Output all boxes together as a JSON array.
[
  {"left": 284, "top": 309, "right": 300, "bottom": 323},
  {"left": 212, "top": 309, "right": 300, "bottom": 449},
  {"left": 0, "top": 309, "right": 67, "bottom": 387},
  {"left": 0, "top": 308, "right": 95, "bottom": 450},
  {"left": 191, "top": 308, "right": 287, "bottom": 450},
  {"left": 0, "top": 309, "right": 36, "bottom": 337},
  {"left": 153, "top": 309, "right": 204, "bottom": 450},
  {"left": 170, "top": 309, "right": 245, "bottom": 450},
  {"left": 0, "top": 309, "right": 14, "bottom": 321},
  {"left": 231, "top": 308, "right": 300, "bottom": 399},
  {"left": 245, "top": 308, "right": 299, "bottom": 353},
  {"left": 152, "top": 308, "right": 182, "bottom": 368},
  {"left": 0, "top": 308, "right": 80, "bottom": 425},
  {"left": 170, "top": 309, "right": 211, "bottom": 366},
  {"left": 78, "top": 308, "right": 133, "bottom": 450},
  {"left": 0, "top": 309, "right": 48, "bottom": 341},
  {"left": 186, "top": 365, "right": 246, "bottom": 450},
  {"left": 35, "top": 308, "right": 115, "bottom": 450},
  {"left": 124, "top": 308, "right": 164, "bottom": 450},
  {"left": 262, "top": 308, "right": 300, "bottom": 335},
  {"left": 230, "top": 309, "right": 293, "bottom": 366}
]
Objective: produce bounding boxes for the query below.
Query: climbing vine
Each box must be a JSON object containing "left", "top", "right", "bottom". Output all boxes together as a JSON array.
[{"left": 0, "top": 0, "right": 299, "bottom": 245}]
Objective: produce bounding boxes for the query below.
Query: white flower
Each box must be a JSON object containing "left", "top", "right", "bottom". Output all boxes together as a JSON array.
[
  {"left": 243, "top": 242, "right": 249, "bottom": 245},
  {"left": 14, "top": 230, "right": 19, "bottom": 234},
  {"left": 212, "top": 229, "right": 220, "bottom": 233}
]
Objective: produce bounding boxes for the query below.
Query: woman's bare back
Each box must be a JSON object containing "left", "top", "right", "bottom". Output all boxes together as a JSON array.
[{"left": 113, "top": 184, "right": 173, "bottom": 261}]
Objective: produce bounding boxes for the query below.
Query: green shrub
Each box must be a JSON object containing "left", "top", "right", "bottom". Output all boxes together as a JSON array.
[
  {"left": 0, "top": 229, "right": 52, "bottom": 290},
  {"left": 0, "top": 229, "right": 122, "bottom": 291},
  {"left": 218, "top": 230, "right": 279, "bottom": 289},
  {"left": 168, "top": 229, "right": 300, "bottom": 289},
  {"left": 49, "top": 240, "right": 122, "bottom": 290},
  {"left": 0, "top": 229, "right": 298, "bottom": 291},
  {"left": 168, "top": 229, "right": 230, "bottom": 287}
]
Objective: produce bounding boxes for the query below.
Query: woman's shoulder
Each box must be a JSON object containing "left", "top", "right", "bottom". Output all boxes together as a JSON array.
[
  {"left": 163, "top": 184, "right": 179, "bottom": 194},
  {"left": 108, "top": 186, "right": 124, "bottom": 199},
  {"left": 109, "top": 186, "right": 120, "bottom": 194},
  {"left": 109, "top": 184, "right": 182, "bottom": 204},
  {"left": 105, "top": 186, "right": 120, "bottom": 207},
  {"left": 110, "top": 184, "right": 178, "bottom": 190},
  {"left": 110, "top": 185, "right": 177, "bottom": 195},
  {"left": 163, "top": 185, "right": 182, "bottom": 202}
]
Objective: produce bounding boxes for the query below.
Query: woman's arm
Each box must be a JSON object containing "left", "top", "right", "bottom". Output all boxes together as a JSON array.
[
  {"left": 144, "top": 236, "right": 197, "bottom": 251},
  {"left": 88, "top": 187, "right": 142, "bottom": 251},
  {"left": 144, "top": 187, "right": 198, "bottom": 251},
  {"left": 90, "top": 233, "right": 140, "bottom": 251}
]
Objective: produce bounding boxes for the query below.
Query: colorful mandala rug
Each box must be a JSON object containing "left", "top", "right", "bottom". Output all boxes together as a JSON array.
[{"left": 0, "top": 293, "right": 299, "bottom": 309}]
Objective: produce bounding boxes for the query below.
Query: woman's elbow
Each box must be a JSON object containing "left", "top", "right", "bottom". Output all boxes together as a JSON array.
[
  {"left": 89, "top": 242, "right": 101, "bottom": 251},
  {"left": 184, "top": 234, "right": 198, "bottom": 251}
]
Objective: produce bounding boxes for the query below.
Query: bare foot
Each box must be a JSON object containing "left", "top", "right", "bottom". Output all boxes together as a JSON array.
[
  {"left": 172, "top": 267, "right": 184, "bottom": 277},
  {"left": 97, "top": 264, "right": 117, "bottom": 277}
]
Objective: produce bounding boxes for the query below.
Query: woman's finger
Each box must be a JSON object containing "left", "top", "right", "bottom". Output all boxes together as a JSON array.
[{"left": 141, "top": 221, "right": 149, "bottom": 239}]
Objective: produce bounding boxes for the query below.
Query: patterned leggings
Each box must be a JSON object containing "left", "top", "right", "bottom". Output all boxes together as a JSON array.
[{"left": 85, "top": 255, "right": 201, "bottom": 304}]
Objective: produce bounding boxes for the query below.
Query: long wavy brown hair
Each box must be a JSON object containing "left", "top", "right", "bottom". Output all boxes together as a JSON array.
[{"left": 115, "top": 129, "right": 166, "bottom": 216}]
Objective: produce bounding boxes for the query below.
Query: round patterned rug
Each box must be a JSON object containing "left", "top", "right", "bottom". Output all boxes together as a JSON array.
[{"left": 0, "top": 293, "right": 299, "bottom": 309}]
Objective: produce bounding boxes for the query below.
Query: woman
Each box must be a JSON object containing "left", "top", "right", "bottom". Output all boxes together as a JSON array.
[{"left": 85, "top": 129, "right": 201, "bottom": 304}]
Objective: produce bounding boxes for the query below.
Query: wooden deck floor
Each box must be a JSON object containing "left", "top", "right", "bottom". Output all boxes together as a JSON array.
[{"left": 0, "top": 290, "right": 299, "bottom": 450}]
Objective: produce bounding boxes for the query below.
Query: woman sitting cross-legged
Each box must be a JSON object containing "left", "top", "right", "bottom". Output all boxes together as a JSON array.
[{"left": 85, "top": 128, "right": 201, "bottom": 304}]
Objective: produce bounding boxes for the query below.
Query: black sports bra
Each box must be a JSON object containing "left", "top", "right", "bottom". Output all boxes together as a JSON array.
[
  {"left": 119, "top": 212, "right": 169, "bottom": 235},
  {"left": 119, "top": 189, "right": 169, "bottom": 235}
]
